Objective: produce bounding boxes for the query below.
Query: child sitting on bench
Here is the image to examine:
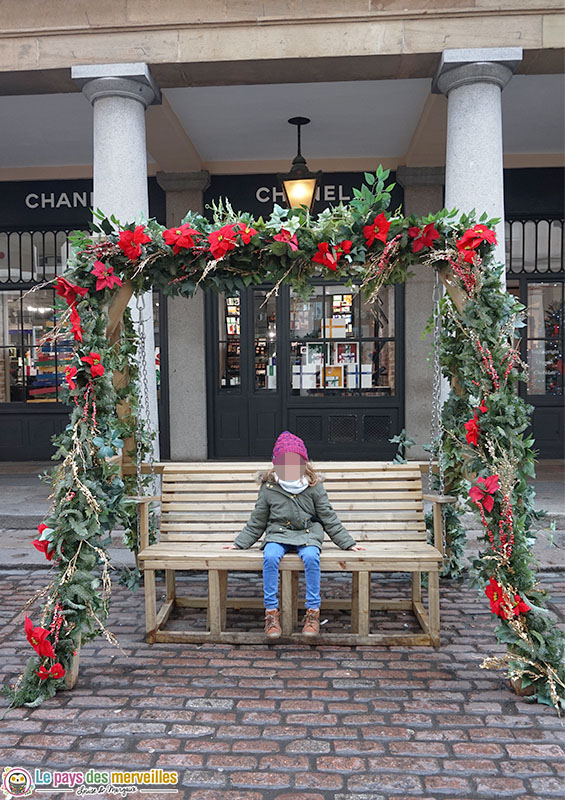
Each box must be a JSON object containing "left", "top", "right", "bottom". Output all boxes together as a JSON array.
[{"left": 224, "top": 431, "right": 364, "bottom": 638}]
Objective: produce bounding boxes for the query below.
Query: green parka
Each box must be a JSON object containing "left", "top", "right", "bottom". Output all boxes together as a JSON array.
[{"left": 234, "top": 473, "right": 356, "bottom": 551}]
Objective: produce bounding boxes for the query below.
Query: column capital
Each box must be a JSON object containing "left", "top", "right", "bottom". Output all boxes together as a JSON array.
[
  {"left": 71, "top": 62, "right": 161, "bottom": 107},
  {"left": 156, "top": 170, "right": 211, "bottom": 193},
  {"left": 432, "top": 47, "right": 522, "bottom": 96},
  {"left": 396, "top": 166, "right": 445, "bottom": 188}
]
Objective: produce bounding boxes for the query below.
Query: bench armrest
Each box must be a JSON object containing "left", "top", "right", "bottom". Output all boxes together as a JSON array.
[
  {"left": 422, "top": 494, "right": 456, "bottom": 555},
  {"left": 125, "top": 495, "right": 161, "bottom": 551}
]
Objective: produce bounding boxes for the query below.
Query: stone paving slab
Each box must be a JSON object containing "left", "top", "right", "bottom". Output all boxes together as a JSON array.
[{"left": 0, "top": 568, "right": 564, "bottom": 800}]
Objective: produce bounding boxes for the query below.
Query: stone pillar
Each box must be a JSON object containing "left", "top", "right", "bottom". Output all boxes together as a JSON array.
[
  {"left": 72, "top": 63, "right": 161, "bottom": 460},
  {"left": 156, "top": 171, "right": 211, "bottom": 460},
  {"left": 397, "top": 167, "right": 445, "bottom": 461},
  {"left": 433, "top": 48, "right": 522, "bottom": 271}
]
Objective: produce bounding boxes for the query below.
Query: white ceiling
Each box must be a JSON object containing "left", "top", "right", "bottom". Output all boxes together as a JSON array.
[
  {"left": 0, "top": 74, "right": 562, "bottom": 169},
  {"left": 164, "top": 79, "right": 431, "bottom": 161}
]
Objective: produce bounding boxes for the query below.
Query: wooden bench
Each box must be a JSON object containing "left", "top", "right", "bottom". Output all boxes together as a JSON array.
[{"left": 133, "top": 461, "right": 453, "bottom": 647}]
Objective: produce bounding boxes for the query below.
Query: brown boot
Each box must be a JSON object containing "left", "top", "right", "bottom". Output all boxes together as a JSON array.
[
  {"left": 302, "top": 608, "right": 320, "bottom": 636},
  {"left": 264, "top": 608, "right": 281, "bottom": 639}
]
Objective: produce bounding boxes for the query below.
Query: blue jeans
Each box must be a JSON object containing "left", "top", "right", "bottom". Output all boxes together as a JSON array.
[{"left": 263, "top": 542, "right": 321, "bottom": 610}]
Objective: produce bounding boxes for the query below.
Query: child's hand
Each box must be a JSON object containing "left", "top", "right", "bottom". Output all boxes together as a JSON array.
[
  {"left": 223, "top": 544, "right": 237, "bottom": 549},
  {"left": 349, "top": 545, "right": 366, "bottom": 551}
]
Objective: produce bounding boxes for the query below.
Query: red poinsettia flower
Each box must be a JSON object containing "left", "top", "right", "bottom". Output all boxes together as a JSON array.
[
  {"left": 81, "top": 352, "right": 105, "bottom": 378},
  {"left": 411, "top": 223, "right": 440, "bottom": 253},
  {"left": 163, "top": 224, "right": 201, "bottom": 254},
  {"left": 208, "top": 224, "right": 238, "bottom": 260},
  {"left": 485, "top": 577, "right": 505, "bottom": 616},
  {"left": 456, "top": 225, "right": 497, "bottom": 264},
  {"left": 55, "top": 277, "right": 88, "bottom": 306},
  {"left": 69, "top": 304, "right": 83, "bottom": 343},
  {"left": 49, "top": 662, "right": 66, "bottom": 679},
  {"left": 510, "top": 595, "right": 531, "bottom": 616},
  {"left": 65, "top": 366, "right": 78, "bottom": 390},
  {"left": 32, "top": 538, "right": 55, "bottom": 561},
  {"left": 36, "top": 665, "right": 52, "bottom": 680},
  {"left": 312, "top": 242, "right": 338, "bottom": 271},
  {"left": 363, "top": 212, "right": 390, "bottom": 247},
  {"left": 469, "top": 474, "right": 500, "bottom": 514},
  {"left": 236, "top": 222, "right": 258, "bottom": 245},
  {"left": 37, "top": 523, "right": 49, "bottom": 536},
  {"left": 464, "top": 411, "right": 480, "bottom": 446},
  {"left": 479, "top": 398, "right": 488, "bottom": 414},
  {"left": 118, "top": 225, "right": 151, "bottom": 261},
  {"left": 336, "top": 239, "right": 353, "bottom": 258},
  {"left": 485, "top": 578, "right": 530, "bottom": 619},
  {"left": 91, "top": 260, "right": 123, "bottom": 291},
  {"left": 24, "top": 615, "right": 56, "bottom": 658},
  {"left": 273, "top": 228, "right": 299, "bottom": 252}
]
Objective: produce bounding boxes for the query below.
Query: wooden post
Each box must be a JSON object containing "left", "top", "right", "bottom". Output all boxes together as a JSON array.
[
  {"left": 105, "top": 279, "right": 134, "bottom": 467},
  {"left": 428, "top": 570, "right": 440, "bottom": 647},
  {"left": 64, "top": 635, "right": 81, "bottom": 690},
  {"left": 144, "top": 569, "right": 157, "bottom": 644},
  {"left": 281, "top": 571, "right": 293, "bottom": 635},
  {"left": 208, "top": 570, "right": 222, "bottom": 636},
  {"left": 357, "top": 572, "right": 370, "bottom": 637}
]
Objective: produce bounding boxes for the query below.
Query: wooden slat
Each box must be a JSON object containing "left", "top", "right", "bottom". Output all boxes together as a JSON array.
[
  {"left": 162, "top": 487, "right": 423, "bottom": 499},
  {"left": 151, "top": 629, "right": 434, "bottom": 646},
  {"left": 160, "top": 521, "right": 426, "bottom": 532},
  {"left": 161, "top": 531, "right": 428, "bottom": 542}
]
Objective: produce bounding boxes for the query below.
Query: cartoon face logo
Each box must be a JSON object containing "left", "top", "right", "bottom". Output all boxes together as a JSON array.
[{"left": 1, "top": 768, "right": 33, "bottom": 798}]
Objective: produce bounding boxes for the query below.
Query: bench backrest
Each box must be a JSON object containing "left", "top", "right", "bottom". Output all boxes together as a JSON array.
[{"left": 157, "top": 462, "right": 427, "bottom": 545}]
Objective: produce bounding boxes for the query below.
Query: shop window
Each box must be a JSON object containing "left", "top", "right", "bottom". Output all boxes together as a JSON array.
[
  {"left": 0, "top": 288, "right": 73, "bottom": 404},
  {"left": 526, "top": 282, "right": 563, "bottom": 396},
  {"left": 290, "top": 284, "right": 396, "bottom": 397},
  {"left": 253, "top": 290, "right": 276, "bottom": 391},
  {"left": 218, "top": 291, "right": 241, "bottom": 390}
]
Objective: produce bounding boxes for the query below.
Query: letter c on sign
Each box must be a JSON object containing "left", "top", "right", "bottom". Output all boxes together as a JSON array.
[
  {"left": 26, "top": 193, "right": 39, "bottom": 209},
  {"left": 256, "top": 187, "right": 270, "bottom": 203}
]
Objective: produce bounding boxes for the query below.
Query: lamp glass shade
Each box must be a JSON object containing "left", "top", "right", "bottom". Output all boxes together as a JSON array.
[{"left": 282, "top": 177, "right": 318, "bottom": 211}]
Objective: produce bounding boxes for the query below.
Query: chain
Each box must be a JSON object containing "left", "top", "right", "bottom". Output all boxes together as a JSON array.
[
  {"left": 430, "top": 268, "right": 447, "bottom": 555},
  {"left": 135, "top": 293, "right": 157, "bottom": 498}
]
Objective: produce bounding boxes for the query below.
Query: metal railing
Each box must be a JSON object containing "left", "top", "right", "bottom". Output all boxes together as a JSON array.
[{"left": 505, "top": 218, "right": 564, "bottom": 275}]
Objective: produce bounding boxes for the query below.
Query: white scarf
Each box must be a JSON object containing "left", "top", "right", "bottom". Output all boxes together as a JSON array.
[{"left": 273, "top": 472, "right": 309, "bottom": 494}]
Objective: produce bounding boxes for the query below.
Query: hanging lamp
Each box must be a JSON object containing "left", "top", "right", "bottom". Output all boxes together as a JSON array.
[{"left": 277, "top": 117, "right": 322, "bottom": 212}]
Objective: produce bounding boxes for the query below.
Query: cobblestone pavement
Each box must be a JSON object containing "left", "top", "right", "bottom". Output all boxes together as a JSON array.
[{"left": 0, "top": 569, "right": 564, "bottom": 800}]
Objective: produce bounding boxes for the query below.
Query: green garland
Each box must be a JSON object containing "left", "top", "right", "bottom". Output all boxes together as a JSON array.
[{"left": 2, "top": 167, "right": 563, "bottom": 714}]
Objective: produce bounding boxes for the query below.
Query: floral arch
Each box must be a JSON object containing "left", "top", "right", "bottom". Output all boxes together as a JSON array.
[{"left": 2, "top": 167, "right": 564, "bottom": 715}]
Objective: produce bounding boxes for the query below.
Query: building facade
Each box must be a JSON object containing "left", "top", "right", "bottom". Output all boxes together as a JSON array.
[{"left": 0, "top": 2, "right": 563, "bottom": 461}]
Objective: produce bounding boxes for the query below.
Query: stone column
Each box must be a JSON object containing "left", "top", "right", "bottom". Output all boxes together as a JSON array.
[
  {"left": 433, "top": 48, "right": 522, "bottom": 271},
  {"left": 397, "top": 167, "right": 445, "bottom": 461},
  {"left": 72, "top": 63, "right": 161, "bottom": 460},
  {"left": 156, "top": 171, "right": 211, "bottom": 460}
]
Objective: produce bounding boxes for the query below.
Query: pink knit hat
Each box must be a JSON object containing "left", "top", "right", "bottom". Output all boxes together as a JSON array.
[{"left": 272, "top": 430, "right": 309, "bottom": 464}]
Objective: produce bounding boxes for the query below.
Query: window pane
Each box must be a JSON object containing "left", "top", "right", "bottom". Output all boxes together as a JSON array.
[
  {"left": 218, "top": 292, "right": 241, "bottom": 390},
  {"left": 527, "top": 339, "right": 563, "bottom": 396},
  {"left": 254, "top": 290, "right": 276, "bottom": 391},
  {"left": 527, "top": 283, "right": 563, "bottom": 339},
  {"left": 360, "top": 341, "right": 395, "bottom": 396},
  {"left": 360, "top": 284, "right": 395, "bottom": 338},
  {"left": 0, "top": 292, "right": 22, "bottom": 348},
  {"left": 290, "top": 287, "right": 323, "bottom": 339},
  {"left": 0, "top": 347, "right": 24, "bottom": 402},
  {"left": 22, "top": 289, "right": 55, "bottom": 349},
  {"left": 290, "top": 340, "right": 323, "bottom": 396},
  {"left": 324, "top": 285, "right": 356, "bottom": 338}
]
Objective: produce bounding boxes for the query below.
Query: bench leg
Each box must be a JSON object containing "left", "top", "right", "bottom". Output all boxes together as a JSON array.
[
  {"left": 412, "top": 571, "right": 422, "bottom": 603},
  {"left": 292, "top": 571, "right": 299, "bottom": 629},
  {"left": 357, "top": 572, "right": 371, "bottom": 637},
  {"left": 281, "top": 571, "right": 293, "bottom": 636},
  {"left": 428, "top": 570, "right": 440, "bottom": 648},
  {"left": 165, "top": 570, "right": 176, "bottom": 602},
  {"left": 144, "top": 569, "right": 157, "bottom": 644},
  {"left": 208, "top": 569, "right": 222, "bottom": 637},
  {"left": 219, "top": 570, "right": 228, "bottom": 631},
  {"left": 351, "top": 573, "right": 359, "bottom": 633}
]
